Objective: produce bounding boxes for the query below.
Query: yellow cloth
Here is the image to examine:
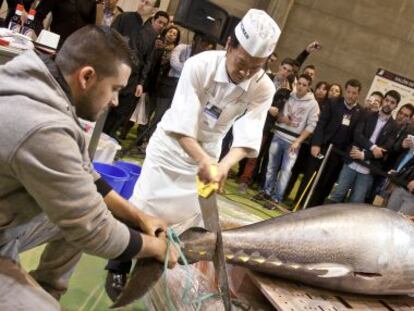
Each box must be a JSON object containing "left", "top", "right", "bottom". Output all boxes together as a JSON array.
[{"left": 196, "top": 165, "right": 219, "bottom": 198}]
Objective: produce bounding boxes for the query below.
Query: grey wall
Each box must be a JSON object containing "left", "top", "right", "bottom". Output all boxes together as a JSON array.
[
  {"left": 167, "top": 0, "right": 414, "bottom": 98},
  {"left": 274, "top": 0, "right": 414, "bottom": 98}
]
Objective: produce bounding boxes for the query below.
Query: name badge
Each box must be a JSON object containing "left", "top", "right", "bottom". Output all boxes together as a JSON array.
[
  {"left": 203, "top": 103, "right": 222, "bottom": 128},
  {"left": 342, "top": 114, "right": 351, "bottom": 126}
]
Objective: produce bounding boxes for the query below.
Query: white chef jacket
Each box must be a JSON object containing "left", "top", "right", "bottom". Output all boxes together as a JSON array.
[{"left": 130, "top": 50, "right": 275, "bottom": 227}]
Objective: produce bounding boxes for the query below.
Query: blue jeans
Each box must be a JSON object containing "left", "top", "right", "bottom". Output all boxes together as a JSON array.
[
  {"left": 264, "top": 135, "right": 298, "bottom": 202},
  {"left": 329, "top": 164, "right": 373, "bottom": 203}
]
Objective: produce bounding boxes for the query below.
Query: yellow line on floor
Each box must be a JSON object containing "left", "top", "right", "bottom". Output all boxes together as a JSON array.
[
  {"left": 78, "top": 283, "right": 102, "bottom": 311},
  {"left": 89, "top": 287, "right": 106, "bottom": 311}
]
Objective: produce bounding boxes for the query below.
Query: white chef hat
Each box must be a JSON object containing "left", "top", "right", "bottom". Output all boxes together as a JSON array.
[{"left": 235, "top": 9, "right": 281, "bottom": 58}]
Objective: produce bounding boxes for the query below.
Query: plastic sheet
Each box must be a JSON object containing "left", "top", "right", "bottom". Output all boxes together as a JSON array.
[{"left": 141, "top": 262, "right": 247, "bottom": 311}]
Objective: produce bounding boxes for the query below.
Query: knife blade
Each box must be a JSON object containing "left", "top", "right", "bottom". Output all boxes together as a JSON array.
[{"left": 199, "top": 192, "right": 232, "bottom": 311}]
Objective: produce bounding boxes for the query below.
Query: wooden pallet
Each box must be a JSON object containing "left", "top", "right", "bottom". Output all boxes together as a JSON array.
[{"left": 249, "top": 272, "right": 414, "bottom": 311}]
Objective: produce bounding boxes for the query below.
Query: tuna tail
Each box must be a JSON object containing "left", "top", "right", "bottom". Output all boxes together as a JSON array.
[
  {"left": 179, "top": 227, "right": 217, "bottom": 264},
  {"left": 111, "top": 258, "right": 163, "bottom": 308}
]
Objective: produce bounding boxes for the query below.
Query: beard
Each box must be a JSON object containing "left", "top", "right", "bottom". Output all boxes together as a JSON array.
[
  {"left": 75, "top": 87, "right": 102, "bottom": 121},
  {"left": 381, "top": 106, "right": 392, "bottom": 115}
]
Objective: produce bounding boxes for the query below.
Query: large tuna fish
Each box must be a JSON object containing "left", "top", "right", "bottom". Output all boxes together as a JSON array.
[
  {"left": 180, "top": 204, "right": 414, "bottom": 295},
  {"left": 114, "top": 204, "right": 414, "bottom": 307}
]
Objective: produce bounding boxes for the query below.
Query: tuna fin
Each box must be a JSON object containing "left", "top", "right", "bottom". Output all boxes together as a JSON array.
[
  {"left": 306, "top": 263, "right": 351, "bottom": 278},
  {"left": 179, "top": 227, "right": 216, "bottom": 264},
  {"left": 111, "top": 258, "right": 163, "bottom": 308}
]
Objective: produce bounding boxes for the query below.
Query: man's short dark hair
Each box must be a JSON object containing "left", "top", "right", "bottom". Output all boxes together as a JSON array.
[
  {"left": 304, "top": 64, "right": 316, "bottom": 71},
  {"left": 345, "top": 79, "right": 362, "bottom": 92},
  {"left": 56, "top": 25, "right": 133, "bottom": 79},
  {"left": 399, "top": 103, "right": 414, "bottom": 116},
  {"left": 384, "top": 90, "right": 401, "bottom": 104},
  {"left": 298, "top": 73, "right": 312, "bottom": 86},
  {"left": 280, "top": 57, "right": 295, "bottom": 67},
  {"left": 154, "top": 10, "right": 169, "bottom": 22},
  {"left": 370, "top": 91, "right": 384, "bottom": 99}
]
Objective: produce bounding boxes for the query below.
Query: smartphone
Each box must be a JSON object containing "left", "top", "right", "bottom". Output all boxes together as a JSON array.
[{"left": 316, "top": 154, "right": 324, "bottom": 160}]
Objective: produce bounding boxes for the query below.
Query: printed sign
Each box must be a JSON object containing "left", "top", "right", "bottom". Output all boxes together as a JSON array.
[{"left": 367, "top": 68, "right": 414, "bottom": 110}]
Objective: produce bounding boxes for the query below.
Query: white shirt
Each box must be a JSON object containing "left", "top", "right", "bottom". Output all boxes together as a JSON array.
[
  {"left": 159, "top": 50, "right": 275, "bottom": 162},
  {"left": 168, "top": 44, "right": 192, "bottom": 78}
]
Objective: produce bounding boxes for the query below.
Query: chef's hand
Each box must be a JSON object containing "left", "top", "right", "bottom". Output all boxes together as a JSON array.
[
  {"left": 214, "top": 163, "right": 231, "bottom": 193},
  {"left": 139, "top": 214, "right": 168, "bottom": 237},
  {"left": 405, "top": 215, "right": 414, "bottom": 222},
  {"left": 135, "top": 84, "right": 144, "bottom": 97},
  {"left": 311, "top": 145, "right": 321, "bottom": 158},
  {"left": 198, "top": 157, "right": 217, "bottom": 184}
]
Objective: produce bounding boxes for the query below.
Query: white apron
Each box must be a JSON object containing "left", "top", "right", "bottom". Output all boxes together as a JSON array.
[{"left": 129, "top": 51, "right": 274, "bottom": 228}]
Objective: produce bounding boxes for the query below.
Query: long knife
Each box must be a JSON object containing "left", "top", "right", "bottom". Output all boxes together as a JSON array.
[{"left": 198, "top": 174, "right": 232, "bottom": 311}]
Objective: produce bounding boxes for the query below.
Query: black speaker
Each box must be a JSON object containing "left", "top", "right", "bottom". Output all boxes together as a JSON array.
[
  {"left": 174, "top": 0, "right": 228, "bottom": 42},
  {"left": 219, "top": 15, "right": 241, "bottom": 46}
]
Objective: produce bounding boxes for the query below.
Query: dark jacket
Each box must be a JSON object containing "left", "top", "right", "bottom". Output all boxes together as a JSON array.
[
  {"left": 394, "top": 156, "right": 414, "bottom": 188},
  {"left": 295, "top": 49, "right": 309, "bottom": 69},
  {"left": 383, "top": 123, "right": 413, "bottom": 170},
  {"left": 112, "top": 13, "right": 156, "bottom": 94},
  {"left": 311, "top": 98, "right": 363, "bottom": 148},
  {"left": 353, "top": 112, "right": 399, "bottom": 160},
  {"left": 36, "top": 0, "right": 96, "bottom": 45}
]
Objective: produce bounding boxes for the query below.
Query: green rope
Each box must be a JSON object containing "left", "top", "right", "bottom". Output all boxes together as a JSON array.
[{"left": 164, "top": 228, "right": 220, "bottom": 311}]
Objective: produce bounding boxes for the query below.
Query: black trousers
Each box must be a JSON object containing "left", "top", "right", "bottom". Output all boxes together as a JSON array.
[
  {"left": 105, "top": 259, "right": 132, "bottom": 274},
  {"left": 135, "top": 96, "right": 172, "bottom": 146},
  {"left": 252, "top": 132, "right": 274, "bottom": 188},
  {"left": 307, "top": 146, "right": 345, "bottom": 207}
]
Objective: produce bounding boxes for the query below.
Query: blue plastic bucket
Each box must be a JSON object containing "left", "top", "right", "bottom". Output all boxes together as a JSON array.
[
  {"left": 93, "top": 162, "right": 130, "bottom": 194},
  {"left": 114, "top": 161, "right": 142, "bottom": 199}
]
